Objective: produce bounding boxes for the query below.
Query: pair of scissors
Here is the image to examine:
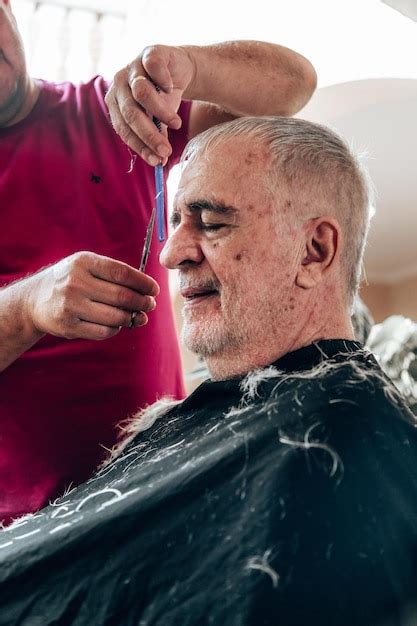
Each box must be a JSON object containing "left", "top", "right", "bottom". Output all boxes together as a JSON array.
[
  {"left": 128, "top": 82, "right": 164, "bottom": 328},
  {"left": 129, "top": 207, "right": 156, "bottom": 328}
]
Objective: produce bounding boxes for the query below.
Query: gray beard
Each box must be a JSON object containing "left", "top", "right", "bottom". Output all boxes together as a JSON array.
[{"left": 181, "top": 308, "right": 247, "bottom": 358}]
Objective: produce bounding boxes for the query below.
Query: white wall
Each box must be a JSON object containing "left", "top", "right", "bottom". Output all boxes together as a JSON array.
[{"left": 14, "top": 0, "right": 417, "bottom": 86}]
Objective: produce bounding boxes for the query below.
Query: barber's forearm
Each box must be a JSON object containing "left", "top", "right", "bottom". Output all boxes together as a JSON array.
[
  {"left": 0, "top": 280, "right": 45, "bottom": 372},
  {"left": 104, "top": 40, "right": 317, "bottom": 164},
  {"left": 182, "top": 41, "right": 317, "bottom": 117}
]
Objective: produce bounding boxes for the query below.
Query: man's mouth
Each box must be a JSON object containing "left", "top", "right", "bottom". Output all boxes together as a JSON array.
[{"left": 180, "top": 286, "right": 220, "bottom": 306}]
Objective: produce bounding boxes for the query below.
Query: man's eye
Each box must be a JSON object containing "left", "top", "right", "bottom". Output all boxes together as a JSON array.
[
  {"left": 200, "top": 223, "right": 225, "bottom": 233},
  {"left": 169, "top": 217, "right": 181, "bottom": 230}
]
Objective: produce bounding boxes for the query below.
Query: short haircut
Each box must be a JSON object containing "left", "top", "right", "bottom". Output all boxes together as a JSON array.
[{"left": 182, "top": 116, "right": 373, "bottom": 305}]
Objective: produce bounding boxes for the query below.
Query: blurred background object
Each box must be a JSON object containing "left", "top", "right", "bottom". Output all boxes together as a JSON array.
[
  {"left": 367, "top": 315, "right": 417, "bottom": 414},
  {"left": 382, "top": 0, "right": 417, "bottom": 22},
  {"left": 13, "top": 0, "right": 128, "bottom": 82},
  {"left": 352, "top": 297, "right": 375, "bottom": 345}
]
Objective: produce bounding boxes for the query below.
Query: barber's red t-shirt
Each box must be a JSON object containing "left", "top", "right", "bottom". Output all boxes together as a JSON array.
[{"left": 0, "top": 77, "right": 188, "bottom": 523}]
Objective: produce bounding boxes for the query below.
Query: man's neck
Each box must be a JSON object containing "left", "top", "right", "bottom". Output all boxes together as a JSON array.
[
  {"left": 1, "top": 76, "right": 40, "bottom": 127},
  {"left": 206, "top": 316, "right": 355, "bottom": 382}
]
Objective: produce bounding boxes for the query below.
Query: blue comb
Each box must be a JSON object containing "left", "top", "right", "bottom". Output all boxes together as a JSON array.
[
  {"left": 152, "top": 84, "right": 165, "bottom": 242},
  {"left": 154, "top": 163, "right": 165, "bottom": 242}
]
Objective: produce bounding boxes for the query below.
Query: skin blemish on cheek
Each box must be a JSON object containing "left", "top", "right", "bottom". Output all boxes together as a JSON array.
[
  {"left": 255, "top": 207, "right": 270, "bottom": 219},
  {"left": 234, "top": 253, "right": 243, "bottom": 261}
]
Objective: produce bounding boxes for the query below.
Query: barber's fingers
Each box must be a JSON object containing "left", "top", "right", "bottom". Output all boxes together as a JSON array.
[
  {"left": 61, "top": 252, "right": 157, "bottom": 320},
  {"left": 81, "top": 302, "right": 149, "bottom": 330},
  {"left": 44, "top": 297, "right": 149, "bottom": 340},
  {"left": 90, "top": 282, "right": 156, "bottom": 315},
  {"left": 139, "top": 45, "right": 194, "bottom": 103},
  {"left": 65, "top": 310, "right": 149, "bottom": 342},
  {"left": 29, "top": 252, "right": 159, "bottom": 339},
  {"left": 129, "top": 46, "right": 186, "bottom": 128},
  {"left": 78, "top": 301, "right": 148, "bottom": 335},
  {"left": 83, "top": 252, "right": 159, "bottom": 295},
  {"left": 128, "top": 73, "right": 181, "bottom": 129},
  {"left": 32, "top": 288, "right": 150, "bottom": 340},
  {"left": 139, "top": 45, "right": 175, "bottom": 94},
  {"left": 106, "top": 67, "right": 181, "bottom": 166},
  {"left": 106, "top": 82, "right": 170, "bottom": 165}
]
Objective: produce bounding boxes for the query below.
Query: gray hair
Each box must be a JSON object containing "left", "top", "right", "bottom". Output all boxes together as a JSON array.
[{"left": 182, "top": 116, "right": 373, "bottom": 305}]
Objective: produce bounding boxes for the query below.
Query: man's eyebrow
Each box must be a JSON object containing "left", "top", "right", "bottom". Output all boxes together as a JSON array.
[
  {"left": 187, "top": 200, "right": 237, "bottom": 216},
  {"left": 170, "top": 200, "right": 237, "bottom": 227}
]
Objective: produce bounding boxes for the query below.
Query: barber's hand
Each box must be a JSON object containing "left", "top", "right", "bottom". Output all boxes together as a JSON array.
[
  {"left": 105, "top": 45, "right": 195, "bottom": 166},
  {"left": 26, "top": 252, "right": 159, "bottom": 340}
]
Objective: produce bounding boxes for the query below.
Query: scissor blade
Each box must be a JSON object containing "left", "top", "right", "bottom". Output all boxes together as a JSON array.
[{"left": 139, "top": 207, "right": 156, "bottom": 272}]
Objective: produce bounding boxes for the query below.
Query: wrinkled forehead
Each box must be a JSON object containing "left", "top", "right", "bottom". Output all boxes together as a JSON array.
[
  {"left": 178, "top": 137, "right": 273, "bottom": 200},
  {"left": 184, "top": 133, "right": 271, "bottom": 167}
]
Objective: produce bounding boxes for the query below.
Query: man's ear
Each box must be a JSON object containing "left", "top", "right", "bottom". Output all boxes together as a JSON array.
[{"left": 296, "top": 217, "right": 340, "bottom": 289}]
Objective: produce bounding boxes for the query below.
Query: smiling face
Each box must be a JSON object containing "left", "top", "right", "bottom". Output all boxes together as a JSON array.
[
  {"left": 160, "top": 137, "right": 307, "bottom": 378},
  {"left": 0, "top": 1, "right": 32, "bottom": 126}
]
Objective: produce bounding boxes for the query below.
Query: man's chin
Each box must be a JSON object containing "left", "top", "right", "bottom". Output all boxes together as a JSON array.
[{"left": 182, "top": 324, "right": 224, "bottom": 358}]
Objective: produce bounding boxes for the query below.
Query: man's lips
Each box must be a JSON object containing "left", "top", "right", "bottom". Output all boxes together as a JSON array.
[
  {"left": 181, "top": 286, "right": 217, "bottom": 297},
  {"left": 180, "top": 286, "right": 219, "bottom": 304}
]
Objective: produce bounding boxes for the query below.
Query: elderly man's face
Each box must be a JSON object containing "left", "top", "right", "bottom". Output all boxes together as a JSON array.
[
  {"left": 0, "top": 1, "right": 27, "bottom": 125},
  {"left": 160, "top": 137, "right": 304, "bottom": 366}
]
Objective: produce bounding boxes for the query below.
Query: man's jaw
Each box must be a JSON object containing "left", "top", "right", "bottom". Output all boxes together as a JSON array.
[{"left": 0, "top": 73, "right": 39, "bottom": 127}]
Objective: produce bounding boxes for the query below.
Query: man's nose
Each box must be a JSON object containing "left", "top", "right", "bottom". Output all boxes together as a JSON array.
[{"left": 159, "top": 225, "right": 204, "bottom": 269}]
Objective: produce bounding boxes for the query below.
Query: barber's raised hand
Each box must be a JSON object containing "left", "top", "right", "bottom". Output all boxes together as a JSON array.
[
  {"left": 26, "top": 251, "right": 159, "bottom": 340},
  {"left": 105, "top": 45, "right": 195, "bottom": 166}
]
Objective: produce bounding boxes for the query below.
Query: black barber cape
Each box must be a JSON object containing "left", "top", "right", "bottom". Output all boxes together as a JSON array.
[{"left": 1, "top": 340, "right": 417, "bottom": 626}]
